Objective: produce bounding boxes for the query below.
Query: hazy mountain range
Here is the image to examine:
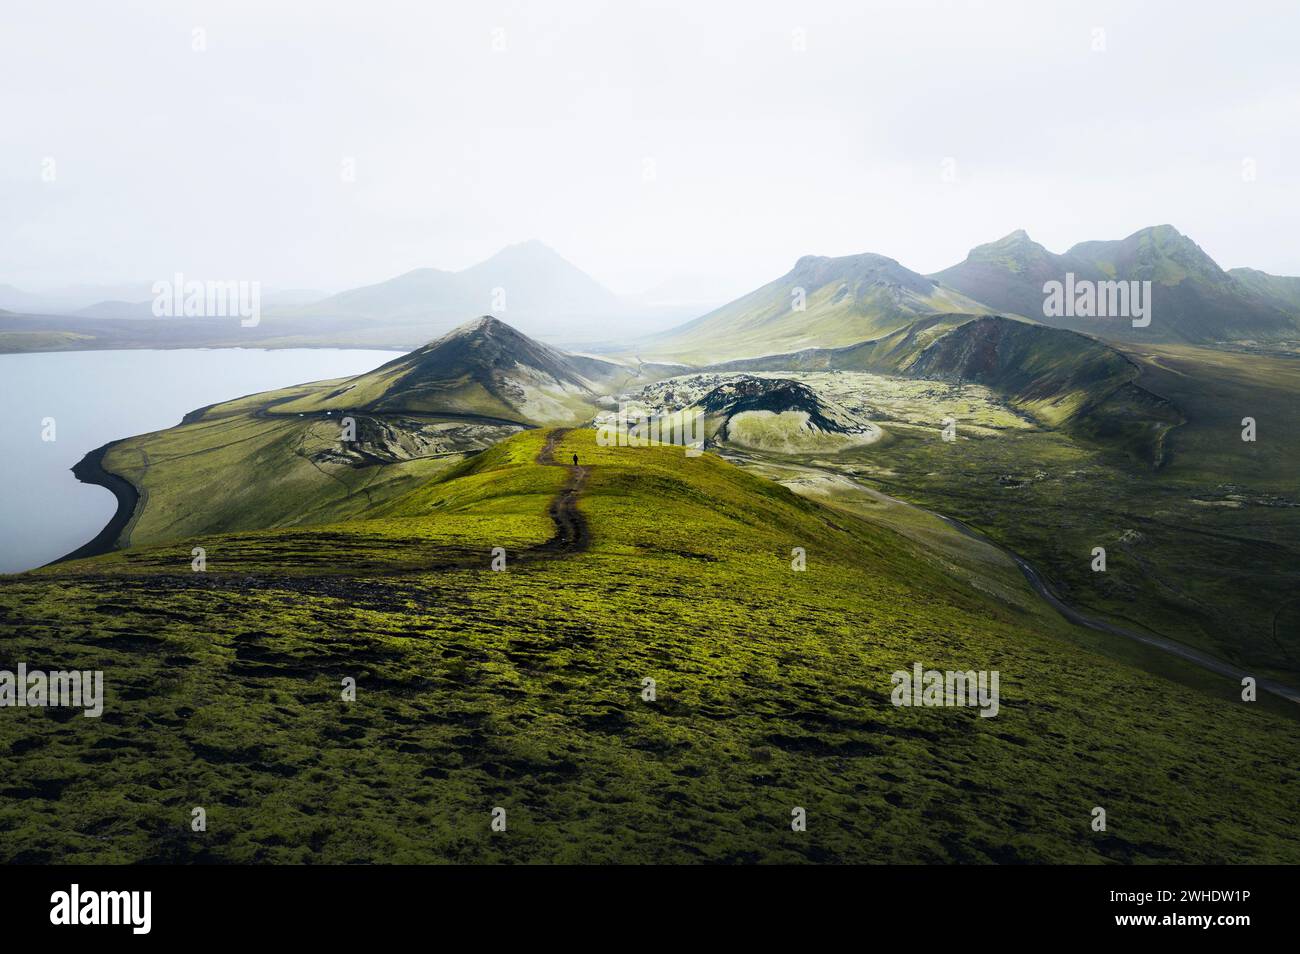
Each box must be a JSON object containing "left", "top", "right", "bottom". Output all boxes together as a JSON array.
[
  {"left": 4, "top": 226, "right": 1299, "bottom": 358},
  {"left": 639, "top": 225, "right": 1300, "bottom": 362},
  {"left": 0, "top": 283, "right": 329, "bottom": 318},
  {"left": 0, "top": 241, "right": 716, "bottom": 346}
]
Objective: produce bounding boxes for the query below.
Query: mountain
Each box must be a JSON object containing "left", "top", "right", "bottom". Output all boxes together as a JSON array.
[
  {"left": 0, "top": 249, "right": 701, "bottom": 354},
  {"left": 639, "top": 252, "right": 990, "bottom": 363},
  {"left": 455, "top": 240, "right": 622, "bottom": 318},
  {"left": 282, "top": 241, "right": 623, "bottom": 339},
  {"left": 268, "top": 315, "right": 632, "bottom": 425},
  {"left": 1226, "top": 267, "right": 1300, "bottom": 315},
  {"left": 712, "top": 314, "right": 1183, "bottom": 466},
  {"left": 930, "top": 231, "right": 1105, "bottom": 323},
  {"left": 934, "top": 225, "right": 1298, "bottom": 344},
  {"left": 907, "top": 316, "right": 1183, "bottom": 462}
]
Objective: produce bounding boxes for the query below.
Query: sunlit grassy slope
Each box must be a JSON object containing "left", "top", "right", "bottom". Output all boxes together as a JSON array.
[
  {"left": 1, "top": 429, "right": 1296, "bottom": 863},
  {"left": 641, "top": 255, "right": 990, "bottom": 364},
  {"left": 96, "top": 377, "right": 522, "bottom": 549}
]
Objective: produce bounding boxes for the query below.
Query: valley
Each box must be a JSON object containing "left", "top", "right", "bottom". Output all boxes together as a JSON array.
[
  {"left": 613, "top": 347, "right": 1300, "bottom": 690},
  {"left": 38, "top": 315, "right": 1300, "bottom": 698}
]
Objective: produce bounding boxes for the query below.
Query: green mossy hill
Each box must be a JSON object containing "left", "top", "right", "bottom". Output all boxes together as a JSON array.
[{"left": 2, "top": 429, "right": 1296, "bottom": 863}]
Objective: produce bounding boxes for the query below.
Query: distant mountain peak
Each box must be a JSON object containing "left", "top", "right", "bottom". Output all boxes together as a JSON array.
[
  {"left": 493, "top": 237, "right": 553, "bottom": 254},
  {"left": 1144, "top": 223, "right": 1185, "bottom": 239},
  {"left": 284, "top": 240, "right": 621, "bottom": 334},
  {"left": 793, "top": 250, "right": 902, "bottom": 269},
  {"left": 965, "top": 229, "right": 1052, "bottom": 264},
  {"left": 1068, "top": 224, "right": 1226, "bottom": 285},
  {"left": 787, "top": 251, "right": 936, "bottom": 295},
  {"left": 477, "top": 238, "right": 571, "bottom": 267}
]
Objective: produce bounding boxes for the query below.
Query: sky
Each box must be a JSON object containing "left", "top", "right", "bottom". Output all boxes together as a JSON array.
[{"left": 2, "top": 0, "right": 1298, "bottom": 300}]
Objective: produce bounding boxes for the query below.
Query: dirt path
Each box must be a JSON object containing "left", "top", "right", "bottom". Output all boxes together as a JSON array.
[
  {"left": 533, "top": 428, "right": 591, "bottom": 554},
  {"left": 28, "top": 428, "right": 592, "bottom": 603}
]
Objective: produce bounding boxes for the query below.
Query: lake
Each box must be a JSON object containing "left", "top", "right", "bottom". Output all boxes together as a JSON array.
[{"left": 0, "top": 348, "right": 403, "bottom": 573}]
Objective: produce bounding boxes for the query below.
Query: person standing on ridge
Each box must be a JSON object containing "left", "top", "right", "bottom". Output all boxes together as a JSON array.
[{"left": 572, "top": 453, "right": 579, "bottom": 467}]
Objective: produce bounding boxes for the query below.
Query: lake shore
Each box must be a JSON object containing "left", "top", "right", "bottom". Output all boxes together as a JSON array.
[
  {"left": 48, "top": 441, "right": 140, "bottom": 565},
  {"left": 0, "top": 348, "right": 403, "bottom": 573}
]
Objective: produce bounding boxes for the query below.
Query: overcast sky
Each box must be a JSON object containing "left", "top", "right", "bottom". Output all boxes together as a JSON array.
[{"left": 2, "top": 0, "right": 1297, "bottom": 298}]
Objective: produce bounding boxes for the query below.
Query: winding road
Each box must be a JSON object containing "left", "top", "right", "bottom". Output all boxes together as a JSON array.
[
  {"left": 726, "top": 449, "right": 1300, "bottom": 706},
  {"left": 932, "top": 511, "right": 1300, "bottom": 705}
]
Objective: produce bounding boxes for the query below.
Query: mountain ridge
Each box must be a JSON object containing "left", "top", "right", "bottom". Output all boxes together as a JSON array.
[
  {"left": 639, "top": 252, "right": 989, "bottom": 362},
  {"left": 934, "top": 225, "right": 1298, "bottom": 344}
]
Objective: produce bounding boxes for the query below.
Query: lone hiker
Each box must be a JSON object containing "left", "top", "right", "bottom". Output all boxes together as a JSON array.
[{"left": 572, "top": 453, "right": 579, "bottom": 467}]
